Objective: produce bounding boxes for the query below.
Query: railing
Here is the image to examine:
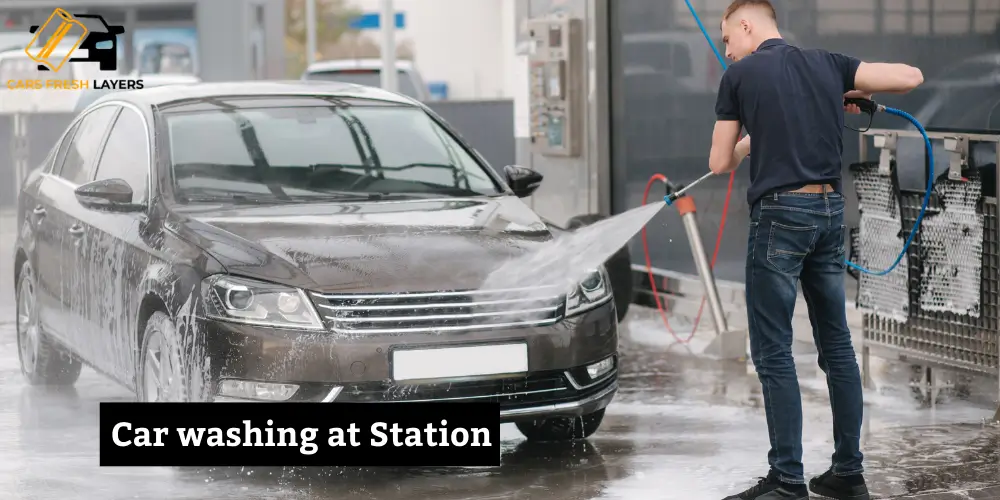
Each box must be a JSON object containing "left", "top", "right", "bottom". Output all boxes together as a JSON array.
[{"left": 853, "top": 128, "right": 1000, "bottom": 411}]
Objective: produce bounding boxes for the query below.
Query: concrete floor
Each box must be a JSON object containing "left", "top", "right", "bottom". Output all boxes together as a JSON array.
[{"left": 1, "top": 212, "right": 999, "bottom": 500}]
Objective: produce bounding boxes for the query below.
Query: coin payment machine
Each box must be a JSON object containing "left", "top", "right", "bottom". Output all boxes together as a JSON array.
[{"left": 526, "top": 15, "right": 584, "bottom": 157}]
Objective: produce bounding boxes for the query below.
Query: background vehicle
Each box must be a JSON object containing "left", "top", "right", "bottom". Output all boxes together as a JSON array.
[
  {"left": 0, "top": 45, "right": 120, "bottom": 113},
  {"left": 620, "top": 31, "right": 801, "bottom": 95},
  {"left": 136, "top": 42, "right": 197, "bottom": 75},
  {"left": 301, "top": 58, "right": 430, "bottom": 101},
  {"left": 13, "top": 82, "right": 618, "bottom": 442}
]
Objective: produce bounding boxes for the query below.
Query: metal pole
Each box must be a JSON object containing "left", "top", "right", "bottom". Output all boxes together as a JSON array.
[
  {"left": 12, "top": 113, "right": 25, "bottom": 196},
  {"left": 305, "top": 0, "right": 317, "bottom": 66},
  {"left": 995, "top": 340, "right": 1000, "bottom": 422},
  {"left": 681, "top": 211, "right": 729, "bottom": 335},
  {"left": 380, "top": 0, "right": 398, "bottom": 93}
]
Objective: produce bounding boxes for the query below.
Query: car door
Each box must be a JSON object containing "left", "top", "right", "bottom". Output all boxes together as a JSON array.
[
  {"left": 74, "top": 104, "right": 154, "bottom": 379},
  {"left": 28, "top": 122, "right": 79, "bottom": 340},
  {"left": 46, "top": 105, "right": 118, "bottom": 358}
]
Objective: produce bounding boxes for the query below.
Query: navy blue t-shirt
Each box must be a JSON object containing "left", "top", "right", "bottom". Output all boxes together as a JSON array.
[{"left": 715, "top": 38, "right": 862, "bottom": 206}]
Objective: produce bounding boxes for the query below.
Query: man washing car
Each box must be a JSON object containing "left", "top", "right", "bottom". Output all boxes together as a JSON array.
[{"left": 706, "top": 1, "right": 924, "bottom": 499}]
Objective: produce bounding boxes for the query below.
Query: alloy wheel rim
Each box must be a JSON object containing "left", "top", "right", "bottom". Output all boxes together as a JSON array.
[
  {"left": 17, "top": 268, "right": 39, "bottom": 375},
  {"left": 142, "top": 332, "right": 173, "bottom": 402}
]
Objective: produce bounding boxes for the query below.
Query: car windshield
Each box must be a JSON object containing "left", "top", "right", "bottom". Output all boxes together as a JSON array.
[
  {"left": 305, "top": 69, "right": 421, "bottom": 99},
  {"left": 164, "top": 101, "right": 501, "bottom": 203}
]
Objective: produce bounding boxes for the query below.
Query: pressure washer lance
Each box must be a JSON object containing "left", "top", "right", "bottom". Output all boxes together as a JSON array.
[
  {"left": 663, "top": 98, "right": 884, "bottom": 207},
  {"left": 664, "top": 171, "right": 714, "bottom": 206}
]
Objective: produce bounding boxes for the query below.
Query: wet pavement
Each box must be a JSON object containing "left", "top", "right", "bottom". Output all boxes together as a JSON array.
[{"left": 2, "top": 212, "right": 1000, "bottom": 500}]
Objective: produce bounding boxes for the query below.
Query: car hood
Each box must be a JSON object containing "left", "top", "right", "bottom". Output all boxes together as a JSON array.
[{"left": 169, "top": 196, "right": 556, "bottom": 293}]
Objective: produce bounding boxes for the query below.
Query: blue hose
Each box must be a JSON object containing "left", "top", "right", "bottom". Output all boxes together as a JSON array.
[
  {"left": 846, "top": 107, "right": 933, "bottom": 275},
  {"left": 682, "top": 0, "right": 935, "bottom": 276}
]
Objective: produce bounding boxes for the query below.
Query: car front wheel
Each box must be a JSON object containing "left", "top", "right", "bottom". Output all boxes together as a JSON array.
[
  {"left": 136, "top": 311, "right": 200, "bottom": 402},
  {"left": 514, "top": 408, "right": 606, "bottom": 442},
  {"left": 16, "top": 261, "right": 83, "bottom": 386}
]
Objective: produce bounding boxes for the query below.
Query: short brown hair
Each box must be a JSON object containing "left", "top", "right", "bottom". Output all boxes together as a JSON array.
[{"left": 722, "top": 0, "right": 777, "bottom": 24}]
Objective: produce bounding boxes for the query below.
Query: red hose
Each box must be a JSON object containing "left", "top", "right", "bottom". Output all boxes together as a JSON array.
[{"left": 641, "top": 169, "right": 736, "bottom": 344}]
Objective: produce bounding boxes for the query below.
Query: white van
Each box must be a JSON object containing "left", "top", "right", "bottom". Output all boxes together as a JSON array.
[{"left": 301, "top": 58, "right": 430, "bottom": 101}]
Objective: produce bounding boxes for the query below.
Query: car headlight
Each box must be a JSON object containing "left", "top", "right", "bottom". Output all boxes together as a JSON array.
[
  {"left": 565, "top": 267, "right": 613, "bottom": 316},
  {"left": 202, "top": 275, "right": 324, "bottom": 330}
]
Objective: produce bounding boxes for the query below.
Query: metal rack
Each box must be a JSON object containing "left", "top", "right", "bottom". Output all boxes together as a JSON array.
[{"left": 856, "top": 128, "right": 1000, "bottom": 418}]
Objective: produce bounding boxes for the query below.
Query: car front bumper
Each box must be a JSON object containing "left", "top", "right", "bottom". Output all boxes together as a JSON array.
[{"left": 200, "top": 300, "right": 619, "bottom": 420}]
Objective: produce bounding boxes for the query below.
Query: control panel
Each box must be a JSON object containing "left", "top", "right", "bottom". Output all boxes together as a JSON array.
[{"left": 526, "top": 15, "right": 584, "bottom": 157}]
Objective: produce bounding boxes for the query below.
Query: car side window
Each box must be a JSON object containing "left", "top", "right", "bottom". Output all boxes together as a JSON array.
[
  {"left": 93, "top": 108, "right": 150, "bottom": 203},
  {"left": 57, "top": 106, "right": 117, "bottom": 185},
  {"left": 48, "top": 121, "right": 81, "bottom": 174}
]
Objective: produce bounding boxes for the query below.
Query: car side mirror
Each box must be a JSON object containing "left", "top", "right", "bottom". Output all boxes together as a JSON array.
[
  {"left": 503, "top": 165, "right": 543, "bottom": 198},
  {"left": 75, "top": 178, "right": 144, "bottom": 213}
]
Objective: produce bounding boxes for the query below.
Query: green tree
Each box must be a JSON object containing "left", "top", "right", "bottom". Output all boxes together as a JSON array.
[{"left": 284, "top": 0, "right": 361, "bottom": 77}]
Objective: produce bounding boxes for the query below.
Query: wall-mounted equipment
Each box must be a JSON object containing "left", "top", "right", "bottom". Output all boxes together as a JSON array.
[{"left": 526, "top": 15, "right": 584, "bottom": 157}]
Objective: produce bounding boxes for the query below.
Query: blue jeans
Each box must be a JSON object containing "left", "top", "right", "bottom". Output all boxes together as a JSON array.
[{"left": 746, "top": 191, "right": 865, "bottom": 484}]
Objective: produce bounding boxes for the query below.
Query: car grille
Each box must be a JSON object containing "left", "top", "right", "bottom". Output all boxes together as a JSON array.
[
  {"left": 326, "top": 369, "right": 617, "bottom": 410},
  {"left": 310, "top": 286, "right": 567, "bottom": 334}
]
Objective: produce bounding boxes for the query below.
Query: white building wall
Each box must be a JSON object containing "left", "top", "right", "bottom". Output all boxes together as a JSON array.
[{"left": 347, "top": 0, "right": 514, "bottom": 100}]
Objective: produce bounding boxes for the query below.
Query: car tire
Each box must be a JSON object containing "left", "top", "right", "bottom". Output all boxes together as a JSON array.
[
  {"left": 16, "top": 262, "right": 83, "bottom": 386},
  {"left": 136, "top": 311, "right": 200, "bottom": 402},
  {"left": 515, "top": 408, "right": 606, "bottom": 442},
  {"left": 566, "top": 214, "right": 633, "bottom": 322}
]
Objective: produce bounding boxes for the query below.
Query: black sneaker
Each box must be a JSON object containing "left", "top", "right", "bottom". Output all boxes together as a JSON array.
[
  {"left": 808, "top": 469, "right": 870, "bottom": 500},
  {"left": 723, "top": 471, "right": 810, "bottom": 500}
]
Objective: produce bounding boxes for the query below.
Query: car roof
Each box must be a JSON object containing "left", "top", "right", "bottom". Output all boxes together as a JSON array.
[
  {"left": 304, "top": 58, "right": 416, "bottom": 73},
  {"left": 89, "top": 80, "right": 422, "bottom": 110}
]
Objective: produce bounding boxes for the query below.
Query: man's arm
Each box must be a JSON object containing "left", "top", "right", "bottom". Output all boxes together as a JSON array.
[
  {"left": 710, "top": 68, "right": 750, "bottom": 175},
  {"left": 854, "top": 62, "right": 924, "bottom": 94},
  {"left": 831, "top": 52, "right": 923, "bottom": 95},
  {"left": 709, "top": 121, "right": 749, "bottom": 175}
]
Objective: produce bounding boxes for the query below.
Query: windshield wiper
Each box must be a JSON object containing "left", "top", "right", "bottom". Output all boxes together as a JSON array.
[
  {"left": 290, "top": 192, "right": 395, "bottom": 202},
  {"left": 182, "top": 193, "right": 287, "bottom": 205},
  {"left": 380, "top": 162, "right": 459, "bottom": 172}
]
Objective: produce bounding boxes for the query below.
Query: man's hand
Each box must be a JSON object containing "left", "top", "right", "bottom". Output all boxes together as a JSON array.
[
  {"left": 736, "top": 135, "right": 751, "bottom": 159},
  {"left": 844, "top": 90, "right": 872, "bottom": 115},
  {"left": 709, "top": 120, "right": 743, "bottom": 175}
]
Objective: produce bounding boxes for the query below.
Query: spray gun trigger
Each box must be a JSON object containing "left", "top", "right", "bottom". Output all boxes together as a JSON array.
[{"left": 844, "top": 97, "right": 879, "bottom": 116}]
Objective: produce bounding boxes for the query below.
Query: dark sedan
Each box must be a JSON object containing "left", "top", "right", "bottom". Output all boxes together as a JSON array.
[{"left": 11, "top": 81, "right": 619, "bottom": 442}]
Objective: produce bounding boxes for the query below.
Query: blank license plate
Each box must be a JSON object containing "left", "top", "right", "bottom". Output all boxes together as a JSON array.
[{"left": 392, "top": 343, "right": 528, "bottom": 382}]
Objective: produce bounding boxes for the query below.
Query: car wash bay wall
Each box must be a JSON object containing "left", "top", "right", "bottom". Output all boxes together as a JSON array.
[
  {"left": 603, "top": 0, "right": 999, "bottom": 288},
  {"left": 512, "top": 0, "right": 611, "bottom": 227}
]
